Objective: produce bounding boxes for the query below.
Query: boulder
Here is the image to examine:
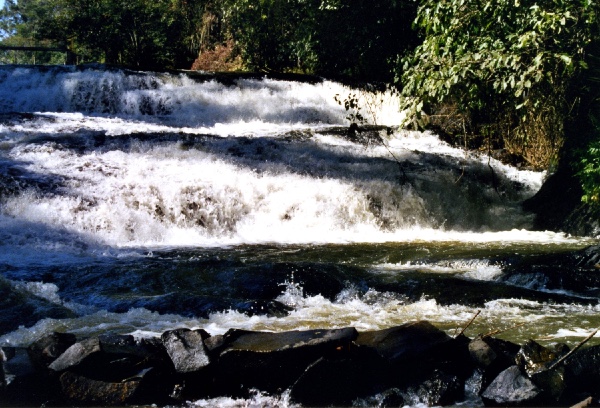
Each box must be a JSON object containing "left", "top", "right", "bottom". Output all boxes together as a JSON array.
[
  {"left": 564, "top": 344, "right": 600, "bottom": 401},
  {"left": 515, "top": 339, "right": 562, "bottom": 377},
  {"left": 48, "top": 337, "right": 101, "bottom": 373},
  {"left": 212, "top": 327, "right": 358, "bottom": 396},
  {"left": 27, "top": 332, "right": 77, "bottom": 370},
  {"left": 469, "top": 337, "right": 497, "bottom": 368},
  {"left": 469, "top": 336, "right": 520, "bottom": 390},
  {"left": 289, "top": 345, "right": 389, "bottom": 406},
  {"left": 1, "top": 347, "right": 63, "bottom": 406},
  {"left": 59, "top": 369, "right": 160, "bottom": 405},
  {"left": 481, "top": 365, "right": 543, "bottom": 406},
  {"left": 404, "top": 369, "right": 464, "bottom": 406},
  {"left": 515, "top": 340, "right": 567, "bottom": 402},
  {"left": 355, "top": 321, "right": 472, "bottom": 384},
  {"left": 161, "top": 328, "right": 211, "bottom": 373}
]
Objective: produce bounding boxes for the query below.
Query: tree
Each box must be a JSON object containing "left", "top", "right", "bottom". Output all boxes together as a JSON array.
[
  {"left": 0, "top": 0, "right": 210, "bottom": 69},
  {"left": 400, "top": 0, "right": 600, "bottom": 169}
]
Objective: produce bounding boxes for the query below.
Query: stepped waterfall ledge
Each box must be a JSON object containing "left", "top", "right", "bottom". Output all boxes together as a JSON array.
[{"left": 0, "top": 65, "right": 599, "bottom": 407}]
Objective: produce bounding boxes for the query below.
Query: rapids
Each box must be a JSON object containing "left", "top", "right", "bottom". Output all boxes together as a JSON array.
[{"left": 0, "top": 65, "right": 598, "bottom": 406}]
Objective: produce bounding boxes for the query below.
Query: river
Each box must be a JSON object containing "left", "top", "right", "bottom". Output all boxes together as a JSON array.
[{"left": 0, "top": 64, "right": 598, "bottom": 406}]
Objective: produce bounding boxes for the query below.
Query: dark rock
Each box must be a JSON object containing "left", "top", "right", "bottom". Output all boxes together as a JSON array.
[
  {"left": 0, "top": 348, "right": 5, "bottom": 389},
  {"left": 470, "top": 336, "right": 520, "bottom": 391},
  {"left": 564, "top": 344, "right": 600, "bottom": 401},
  {"left": 2, "top": 347, "right": 35, "bottom": 378},
  {"left": 204, "top": 333, "right": 225, "bottom": 353},
  {"left": 469, "top": 337, "right": 497, "bottom": 368},
  {"left": 59, "top": 370, "right": 141, "bottom": 405},
  {"left": 531, "top": 366, "right": 566, "bottom": 402},
  {"left": 27, "top": 332, "right": 77, "bottom": 370},
  {"left": 2, "top": 347, "right": 64, "bottom": 406},
  {"left": 48, "top": 337, "right": 101, "bottom": 373},
  {"left": 161, "top": 328, "right": 211, "bottom": 374},
  {"left": 404, "top": 369, "right": 464, "bottom": 406},
  {"left": 2, "top": 370, "right": 63, "bottom": 406},
  {"left": 235, "top": 299, "right": 293, "bottom": 317},
  {"left": 515, "top": 339, "right": 562, "bottom": 377},
  {"left": 355, "top": 321, "right": 471, "bottom": 383},
  {"left": 289, "top": 345, "right": 389, "bottom": 406},
  {"left": 481, "top": 365, "right": 542, "bottom": 406},
  {"left": 213, "top": 327, "right": 358, "bottom": 396},
  {"left": 355, "top": 388, "right": 405, "bottom": 408},
  {"left": 355, "top": 321, "right": 452, "bottom": 364}
]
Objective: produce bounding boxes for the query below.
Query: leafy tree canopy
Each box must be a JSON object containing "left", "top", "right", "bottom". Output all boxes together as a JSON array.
[{"left": 400, "top": 0, "right": 600, "bottom": 169}]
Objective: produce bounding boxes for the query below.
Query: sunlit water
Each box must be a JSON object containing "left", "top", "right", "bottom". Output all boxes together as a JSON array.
[{"left": 0, "top": 65, "right": 598, "bottom": 406}]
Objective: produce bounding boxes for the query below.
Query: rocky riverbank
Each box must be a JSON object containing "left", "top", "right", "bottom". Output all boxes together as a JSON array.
[{"left": 1, "top": 320, "right": 599, "bottom": 407}]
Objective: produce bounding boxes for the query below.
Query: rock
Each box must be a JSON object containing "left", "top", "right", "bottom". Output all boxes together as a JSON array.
[
  {"left": 27, "top": 332, "right": 77, "bottom": 370},
  {"left": 355, "top": 321, "right": 471, "bottom": 384},
  {"left": 213, "top": 327, "right": 358, "bottom": 396},
  {"left": 481, "top": 365, "right": 542, "bottom": 406},
  {"left": 531, "top": 366, "right": 566, "bottom": 402},
  {"left": 59, "top": 370, "right": 145, "bottom": 405},
  {"left": 469, "top": 336, "right": 520, "bottom": 391},
  {"left": 1, "top": 347, "right": 63, "bottom": 406},
  {"left": 161, "top": 328, "right": 211, "bottom": 374},
  {"left": 404, "top": 369, "right": 464, "bottom": 406},
  {"left": 0, "top": 347, "right": 5, "bottom": 389},
  {"left": 48, "top": 337, "right": 101, "bottom": 372},
  {"left": 515, "top": 339, "right": 562, "bottom": 377},
  {"left": 564, "top": 344, "right": 600, "bottom": 401},
  {"left": 355, "top": 321, "right": 452, "bottom": 364},
  {"left": 289, "top": 345, "right": 389, "bottom": 406},
  {"left": 469, "top": 337, "right": 497, "bottom": 367}
]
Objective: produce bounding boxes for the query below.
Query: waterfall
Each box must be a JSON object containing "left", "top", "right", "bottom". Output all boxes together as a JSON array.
[{"left": 0, "top": 65, "right": 546, "bottom": 249}]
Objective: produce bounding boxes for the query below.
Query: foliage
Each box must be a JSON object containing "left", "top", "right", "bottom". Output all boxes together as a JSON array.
[
  {"left": 400, "top": 0, "right": 600, "bottom": 168},
  {"left": 0, "top": 0, "right": 211, "bottom": 69},
  {"left": 574, "top": 47, "right": 600, "bottom": 204},
  {"left": 220, "top": 0, "right": 419, "bottom": 82}
]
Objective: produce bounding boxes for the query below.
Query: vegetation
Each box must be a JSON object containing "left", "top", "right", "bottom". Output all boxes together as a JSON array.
[
  {"left": 0, "top": 0, "right": 420, "bottom": 82},
  {"left": 399, "top": 0, "right": 599, "bottom": 170}
]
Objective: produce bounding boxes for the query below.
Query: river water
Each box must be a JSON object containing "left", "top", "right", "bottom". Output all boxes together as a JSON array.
[{"left": 0, "top": 65, "right": 598, "bottom": 406}]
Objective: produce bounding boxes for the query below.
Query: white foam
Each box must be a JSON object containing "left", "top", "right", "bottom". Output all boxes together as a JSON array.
[{"left": 374, "top": 259, "right": 504, "bottom": 281}]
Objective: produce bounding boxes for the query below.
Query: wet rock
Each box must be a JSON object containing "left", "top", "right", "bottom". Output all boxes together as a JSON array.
[
  {"left": 515, "top": 339, "right": 562, "bottom": 376},
  {"left": 469, "top": 336, "right": 520, "bottom": 390},
  {"left": 481, "top": 365, "right": 542, "bottom": 406},
  {"left": 355, "top": 321, "right": 471, "bottom": 383},
  {"left": 531, "top": 366, "right": 566, "bottom": 402},
  {"left": 355, "top": 321, "right": 451, "bottom": 364},
  {"left": 404, "top": 369, "right": 464, "bottom": 406},
  {"left": 27, "top": 331, "right": 77, "bottom": 370},
  {"left": 513, "top": 339, "right": 567, "bottom": 401},
  {"left": 469, "top": 337, "right": 497, "bottom": 368},
  {"left": 213, "top": 327, "right": 358, "bottom": 396},
  {"left": 289, "top": 345, "right": 389, "bottom": 406},
  {"left": 161, "top": 328, "right": 211, "bottom": 374},
  {"left": 564, "top": 344, "right": 600, "bottom": 401},
  {"left": 48, "top": 337, "right": 101, "bottom": 372},
  {"left": 59, "top": 369, "right": 157, "bottom": 405},
  {"left": 1, "top": 347, "right": 63, "bottom": 406},
  {"left": 0, "top": 348, "right": 5, "bottom": 389}
]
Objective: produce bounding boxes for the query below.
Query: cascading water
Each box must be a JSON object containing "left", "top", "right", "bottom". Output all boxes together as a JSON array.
[{"left": 0, "top": 65, "right": 598, "bottom": 406}]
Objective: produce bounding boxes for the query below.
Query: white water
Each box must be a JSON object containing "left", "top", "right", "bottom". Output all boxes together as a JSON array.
[
  {"left": 1, "top": 67, "right": 598, "bottom": 407},
  {"left": 0, "top": 66, "right": 569, "bottom": 253}
]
